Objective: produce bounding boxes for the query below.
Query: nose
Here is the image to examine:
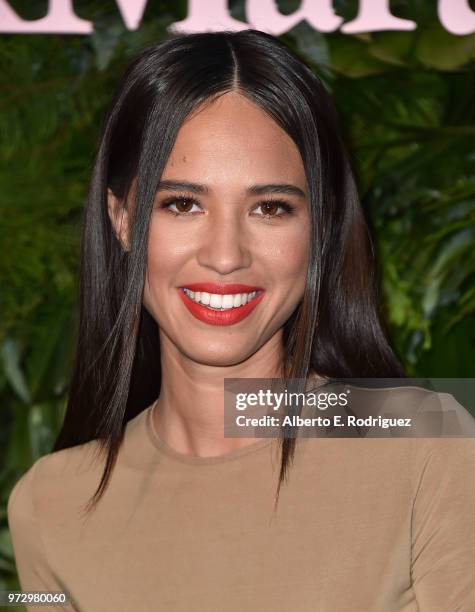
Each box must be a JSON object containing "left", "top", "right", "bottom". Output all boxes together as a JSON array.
[{"left": 196, "top": 209, "right": 252, "bottom": 275}]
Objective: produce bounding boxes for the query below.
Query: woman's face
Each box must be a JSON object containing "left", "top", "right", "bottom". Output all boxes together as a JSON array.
[{"left": 115, "top": 91, "right": 310, "bottom": 367}]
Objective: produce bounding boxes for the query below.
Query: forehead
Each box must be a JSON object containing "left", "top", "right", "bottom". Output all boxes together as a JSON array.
[{"left": 162, "top": 91, "right": 306, "bottom": 185}]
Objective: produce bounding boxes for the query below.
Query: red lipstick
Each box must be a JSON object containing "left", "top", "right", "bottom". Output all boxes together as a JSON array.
[{"left": 177, "top": 283, "right": 265, "bottom": 326}]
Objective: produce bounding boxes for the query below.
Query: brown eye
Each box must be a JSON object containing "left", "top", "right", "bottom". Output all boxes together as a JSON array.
[
  {"left": 254, "top": 200, "right": 295, "bottom": 218},
  {"left": 160, "top": 196, "right": 201, "bottom": 215},
  {"left": 175, "top": 198, "right": 193, "bottom": 213},
  {"left": 260, "top": 202, "right": 279, "bottom": 216}
]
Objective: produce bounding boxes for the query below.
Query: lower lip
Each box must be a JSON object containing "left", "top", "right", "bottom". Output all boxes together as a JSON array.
[{"left": 177, "top": 289, "right": 265, "bottom": 326}]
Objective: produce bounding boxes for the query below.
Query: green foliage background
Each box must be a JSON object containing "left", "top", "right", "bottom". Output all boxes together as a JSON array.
[{"left": 1, "top": 0, "right": 474, "bottom": 599}]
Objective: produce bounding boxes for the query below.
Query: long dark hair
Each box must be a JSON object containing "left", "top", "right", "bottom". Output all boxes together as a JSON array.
[{"left": 53, "top": 29, "right": 405, "bottom": 515}]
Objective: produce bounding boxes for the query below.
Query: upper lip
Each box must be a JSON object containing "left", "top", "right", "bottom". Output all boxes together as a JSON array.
[{"left": 179, "top": 283, "right": 264, "bottom": 295}]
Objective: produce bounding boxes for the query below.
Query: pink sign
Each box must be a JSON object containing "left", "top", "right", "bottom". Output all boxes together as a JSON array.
[{"left": 0, "top": 0, "right": 474, "bottom": 36}]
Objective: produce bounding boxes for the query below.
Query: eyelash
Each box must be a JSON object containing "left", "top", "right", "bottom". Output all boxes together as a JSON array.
[{"left": 158, "top": 195, "right": 296, "bottom": 219}]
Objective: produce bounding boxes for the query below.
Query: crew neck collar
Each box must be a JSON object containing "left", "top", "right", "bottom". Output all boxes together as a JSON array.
[{"left": 145, "top": 401, "right": 274, "bottom": 466}]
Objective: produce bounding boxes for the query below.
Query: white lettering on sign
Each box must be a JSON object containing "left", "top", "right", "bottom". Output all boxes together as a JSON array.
[
  {"left": 115, "top": 0, "right": 149, "bottom": 31},
  {"left": 438, "top": 0, "right": 475, "bottom": 36},
  {"left": 0, "top": 0, "right": 93, "bottom": 33},
  {"left": 341, "top": 0, "right": 416, "bottom": 34},
  {"left": 0, "top": 0, "right": 473, "bottom": 36},
  {"left": 170, "top": 0, "right": 249, "bottom": 33},
  {"left": 243, "top": 0, "right": 343, "bottom": 36}
]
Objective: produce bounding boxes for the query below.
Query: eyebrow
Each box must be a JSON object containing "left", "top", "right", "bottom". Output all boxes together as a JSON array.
[{"left": 156, "top": 180, "right": 307, "bottom": 199}]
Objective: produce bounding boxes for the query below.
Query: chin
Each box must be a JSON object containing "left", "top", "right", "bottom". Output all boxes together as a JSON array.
[{"left": 181, "top": 341, "right": 258, "bottom": 368}]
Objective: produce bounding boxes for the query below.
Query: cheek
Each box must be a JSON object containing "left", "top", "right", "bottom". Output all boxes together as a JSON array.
[
  {"left": 143, "top": 221, "right": 184, "bottom": 305},
  {"left": 259, "top": 225, "right": 310, "bottom": 286}
]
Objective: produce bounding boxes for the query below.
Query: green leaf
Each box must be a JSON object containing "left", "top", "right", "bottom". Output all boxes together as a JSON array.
[
  {"left": 417, "top": 25, "right": 475, "bottom": 70},
  {"left": 329, "top": 35, "right": 391, "bottom": 77},
  {"left": 0, "top": 338, "right": 30, "bottom": 404},
  {"left": 368, "top": 31, "right": 415, "bottom": 66}
]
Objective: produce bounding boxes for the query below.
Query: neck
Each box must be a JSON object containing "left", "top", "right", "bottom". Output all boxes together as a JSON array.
[{"left": 153, "top": 331, "right": 286, "bottom": 457}]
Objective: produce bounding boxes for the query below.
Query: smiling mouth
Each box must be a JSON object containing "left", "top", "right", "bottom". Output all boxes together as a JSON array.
[{"left": 181, "top": 287, "right": 264, "bottom": 311}]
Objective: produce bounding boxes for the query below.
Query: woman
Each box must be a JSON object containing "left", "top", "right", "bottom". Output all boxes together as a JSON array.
[{"left": 7, "top": 29, "right": 475, "bottom": 611}]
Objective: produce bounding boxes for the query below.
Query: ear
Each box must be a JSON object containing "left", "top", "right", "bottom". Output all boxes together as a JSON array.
[{"left": 107, "top": 188, "right": 130, "bottom": 251}]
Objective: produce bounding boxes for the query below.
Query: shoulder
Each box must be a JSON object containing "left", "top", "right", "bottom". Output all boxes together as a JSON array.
[
  {"left": 380, "top": 387, "right": 475, "bottom": 468},
  {"left": 7, "top": 439, "right": 104, "bottom": 526},
  {"left": 7, "top": 457, "right": 41, "bottom": 531},
  {"left": 347, "top": 383, "right": 475, "bottom": 436},
  {"left": 7, "top": 406, "right": 153, "bottom": 524},
  {"left": 14, "top": 437, "right": 104, "bottom": 485},
  {"left": 406, "top": 394, "right": 475, "bottom": 605},
  {"left": 404, "top": 392, "right": 475, "bottom": 503}
]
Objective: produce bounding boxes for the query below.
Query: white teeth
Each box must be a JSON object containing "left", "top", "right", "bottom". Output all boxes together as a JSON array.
[
  {"left": 209, "top": 294, "right": 222, "bottom": 308},
  {"left": 222, "top": 295, "right": 234, "bottom": 309},
  {"left": 182, "top": 288, "right": 261, "bottom": 310}
]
